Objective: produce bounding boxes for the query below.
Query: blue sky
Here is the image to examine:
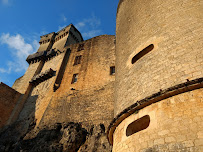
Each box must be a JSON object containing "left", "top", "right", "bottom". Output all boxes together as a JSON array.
[{"left": 0, "top": 0, "right": 119, "bottom": 86}]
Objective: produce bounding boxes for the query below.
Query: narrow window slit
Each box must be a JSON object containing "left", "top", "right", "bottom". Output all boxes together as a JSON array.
[
  {"left": 110, "top": 66, "right": 115, "bottom": 75},
  {"left": 132, "top": 44, "right": 154, "bottom": 64}
]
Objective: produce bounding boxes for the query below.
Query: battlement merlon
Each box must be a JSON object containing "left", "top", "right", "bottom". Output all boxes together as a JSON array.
[
  {"left": 37, "top": 32, "right": 56, "bottom": 52},
  {"left": 37, "top": 24, "right": 83, "bottom": 53},
  {"left": 56, "top": 24, "right": 83, "bottom": 41},
  {"left": 54, "top": 24, "right": 83, "bottom": 45}
]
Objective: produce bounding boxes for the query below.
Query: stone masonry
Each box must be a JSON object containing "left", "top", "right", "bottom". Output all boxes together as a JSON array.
[{"left": 110, "top": 0, "right": 203, "bottom": 151}]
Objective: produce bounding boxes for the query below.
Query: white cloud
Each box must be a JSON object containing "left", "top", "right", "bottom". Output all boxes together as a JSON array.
[
  {"left": 0, "top": 33, "right": 37, "bottom": 73},
  {"left": 58, "top": 25, "right": 66, "bottom": 31},
  {"left": 75, "top": 14, "right": 102, "bottom": 39},
  {"left": 32, "top": 40, "right": 40, "bottom": 51},
  {"left": 60, "top": 14, "right": 67, "bottom": 22},
  {"left": 63, "top": 15, "right": 67, "bottom": 22},
  {"left": 2, "top": 0, "right": 9, "bottom": 5},
  {"left": 75, "top": 14, "right": 101, "bottom": 31},
  {"left": 0, "top": 68, "right": 8, "bottom": 73},
  {"left": 83, "top": 30, "right": 102, "bottom": 38},
  {"left": 75, "top": 22, "right": 86, "bottom": 30}
]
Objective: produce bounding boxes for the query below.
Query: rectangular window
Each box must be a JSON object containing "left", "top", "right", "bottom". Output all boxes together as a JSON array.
[
  {"left": 71, "top": 74, "right": 78, "bottom": 84},
  {"left": 77, "top": 44, "right": 84, "bottom": 51},
  {"left": 110, "top": 66, "right": 115, "bottom": 75},
  {"left": 73, "top": 55, "right": 82, "bottom": 65}
]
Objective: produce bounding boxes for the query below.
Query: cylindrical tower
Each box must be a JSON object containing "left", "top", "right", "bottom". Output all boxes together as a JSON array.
[{"left": 108, "top": 0, "right": 203, "bottom": 151}]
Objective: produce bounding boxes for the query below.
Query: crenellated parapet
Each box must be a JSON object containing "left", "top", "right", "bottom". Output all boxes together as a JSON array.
[
  {"left": 26, "top": 51, "right": 47, "bottom": 64},
  {"left": 54, "top": 25, "right": 71, "bottom": 43},
  {"left": 39, "top": 32, "right": 56, "bottom": 45},
  {"left": 36, "top": 24, "right": 83, "bottom": 54},
  {"left": 26, "top": 49, "right": 63, "bottom": 64},
  {"left": 38, "top": 32, "right": 56, "bottom": 52}
]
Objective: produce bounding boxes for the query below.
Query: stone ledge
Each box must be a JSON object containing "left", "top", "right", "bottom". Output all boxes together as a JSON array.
[
  {"left": 29, "top": 68, "right": 55, "bottom": 86},
  {"left": 26, "top": 49, "right": 63, "bottom": 64},
  {"left": 107, "top": 77, "right": 203, "bottom": 145},
  {"left": 26, "top": 51, "right": 47, "bottom": 64}
]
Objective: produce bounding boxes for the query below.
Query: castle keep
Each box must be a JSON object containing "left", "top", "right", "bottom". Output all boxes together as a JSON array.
[
  {"left": 0, "top": 24, "right": 115, "bottom": 151},
  {"left": 0, "top": 0, "right": 202, "bottom": 151}
]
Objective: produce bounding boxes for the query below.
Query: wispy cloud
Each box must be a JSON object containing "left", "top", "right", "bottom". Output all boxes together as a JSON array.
[
  {"left": 32, "top": 39, "right": 40, "bottom": 51},
  {"left": 2, "top": 0, "right": 9, "bottom": 5},
  {"left": 76, "top": 22, "right": 85, "bottom": 29},
  {"left": 0, "top": 68, "right": 8, "bottom": 73},
  {"left": 58, "top": 25, "right": 66, "bottom": 31},
  {"left": 59, "top": 14, "right": 67, "bottom": 23},
  {"left": 75, "top": 14, "right": 102, "bottom": 39},
  {"left": 83, "top": 30, "right": 102, "bottom": 38},
  {"left": 0, "top": 33, "right": 38, "bottom": 73},
  {"left": 62, "top": 14, "right": 67, "bottom": 22}
]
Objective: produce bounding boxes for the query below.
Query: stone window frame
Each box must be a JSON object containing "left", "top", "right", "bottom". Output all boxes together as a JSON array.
[{"left": 71, "top": 73, "right": 78, "bottom": 84}]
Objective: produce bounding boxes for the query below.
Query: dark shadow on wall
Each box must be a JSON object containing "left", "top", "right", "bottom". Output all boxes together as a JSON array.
[
  {"left": 54, "top": 48, "right": 71, "bottom": 92},
  {"left": 0, "top": 94, "right": 38, "bottom": 152}
]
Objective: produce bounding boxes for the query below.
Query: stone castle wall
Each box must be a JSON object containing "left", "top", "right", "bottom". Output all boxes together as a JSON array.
[
  {"left": 0, "top": 82, "right": 21, "bottom": 129},
  {"left": 111, "top": 0, "right": 203, "bottom": 151},
  {"left": 12, "top": 62, "right": 42, "bottom": 94},
  {"left": 113, "top": 88, "right": 203, "bottom": 152},
  {"left": 115, "top": 0, "right": 203, "bottom": 115},
  {"left": 37, "top": 35, "right": 115, "bottom": 129},
  {"left": 13, "top": 35, "right": 115, "bottom": 135},
  {"left": 38, "top": 32, "right": 55, "bottom": 52}
]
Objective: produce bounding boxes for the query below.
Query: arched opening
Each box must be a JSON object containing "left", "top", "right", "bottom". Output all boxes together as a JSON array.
[{"left": 126, "top": 115, "right": 150, "bottom": 136}]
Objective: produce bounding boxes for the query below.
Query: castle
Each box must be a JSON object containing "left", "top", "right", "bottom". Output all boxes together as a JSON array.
[{"left": 0, "top": 0, "right": 202, "bottom": 152}]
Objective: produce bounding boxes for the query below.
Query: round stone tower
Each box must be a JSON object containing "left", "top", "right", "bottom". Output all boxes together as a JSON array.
[{"left": 108, "top": 0, "right": 203, "bottom": 151}]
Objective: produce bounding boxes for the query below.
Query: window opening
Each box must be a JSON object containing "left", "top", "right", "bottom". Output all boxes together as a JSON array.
[
  {"left": 110, "top": 66, "right": 115, "bottom": 75},
  {"left": 71, "top": 74, "right": 78, "bottom": 84},
  {"left": 78, "top": 44, "right": 84, "bottom": 51},
  {"left": 132, "top": 44, "right": 154, "bottom": 64},
  {"left": 73, "top": 55, "right": 82, "bottom": 65},
  {"left": 126, "top": 115, "right": 150, "bottom": 136}
]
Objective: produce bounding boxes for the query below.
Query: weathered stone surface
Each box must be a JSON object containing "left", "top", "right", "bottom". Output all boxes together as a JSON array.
[
  {"left": 112, "top": 88, "right": 203, "bottom": 152},
  {"left": 115, "top": 0, "right": 203, "bottom": 116},
  {"left": 79, "top": 124, "right": 112, "bottom": 152},
  {"left": 59, "top": 122, "right": 87, "bottom": 152},
  {"left": 112, "top": 0, "right": 203, "bottom": 151},
  {"left": 0, "top": 122, "right": 112, "bottom": 152}
]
